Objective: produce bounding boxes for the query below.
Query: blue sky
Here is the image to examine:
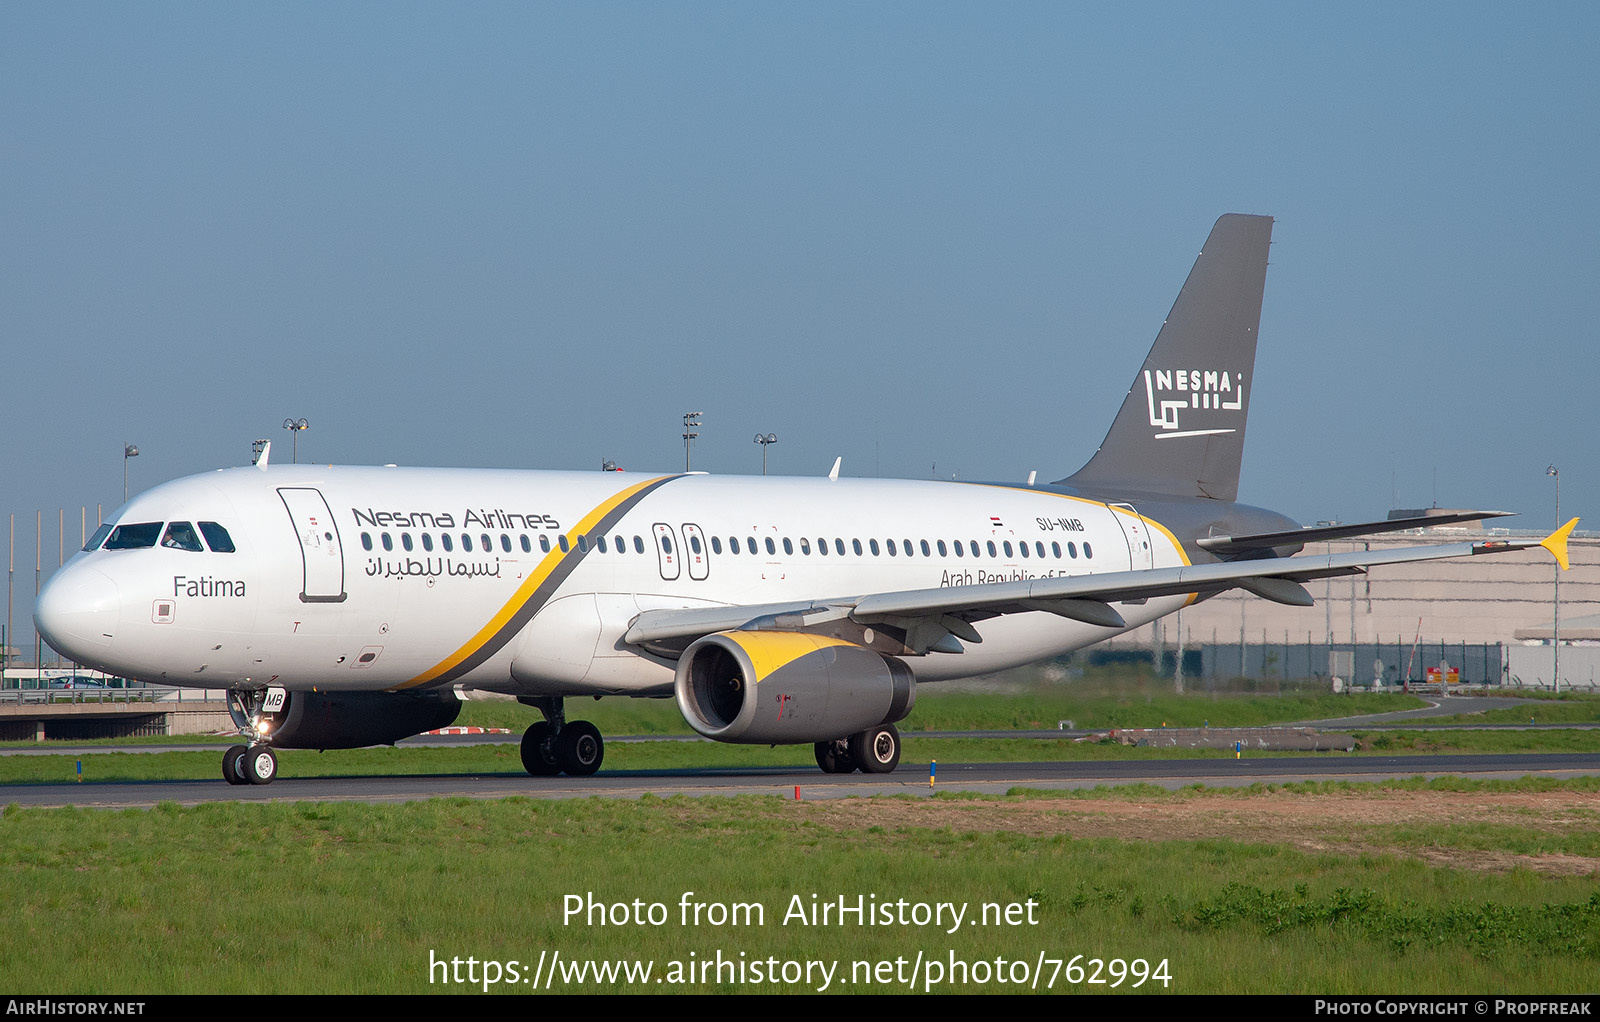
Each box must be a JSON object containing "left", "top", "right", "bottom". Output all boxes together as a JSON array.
[{"left": 3, "top": 3, "right": 1595, "bottom": 644}]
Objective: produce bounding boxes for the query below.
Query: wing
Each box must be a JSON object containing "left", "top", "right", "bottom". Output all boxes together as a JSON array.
[
  {"left": 1194, "top": 510, "right": 1516, "bottom": 557},
  {"left": 624, "top": 519, "right": 1578, "bottom": 657}
]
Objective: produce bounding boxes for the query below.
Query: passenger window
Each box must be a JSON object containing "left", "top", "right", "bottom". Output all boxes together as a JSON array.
[
  {"left": 401, "top": 533, "right": 413, "bottom": 552},
  {"left": 521, "top": 535, "right": 532, "bottom": 553},
  {"left": 442, "top": 533, "right": 454, "bottom": 552},
  {"left": 83, "top": 523, "right": 114, "bottom": 552},
  {"left": 382, "top": 533, "right": 394, "bottom": 552},
  {"left": 422, "top": 533, "right": 434, "bottom": 552},
  {"left": 835, "top": 538, "right": 845, "bottom": 556},
  {"left": 105, "top": 522, "right": 163, "bottom": 549},
  {"left": 481, "top": 533, "right": 491, "bottom": 551},
  {"left": 922, "top": 540, "right": 932, "bottom": 557},
  {"left": 615, "top": 534, "right": 625, "bottom": 552},
  {"left": 198, "top": 522, "right": 235, "bottom": 553},
  {"left": 969, "top": 541, "right": 980, "bottom": 558},
  {"left": 986, "top": 541, "right": 997, "bottom": 558},
  {"left": 1019, "top": 541, "right": 1029, "bottom": 558},
  {"left": 1084, "top": 543, "right": 1093, "bottom": 559},
  {"left": 361, "top": 532, "right": 373, "bottom": 552},
  {"left": 559, "top": 535, "right": 570, "bottom": 553},
  {"left": 711, "top": 537, "right": 722, "bottom": 554},
  {"left": 952, "top": 540, "right": 963, "bottom": 558},
  {"left": 598, "top": 536, "right": 608, "bottom": 553},
  {"left": 1068, "top": 542, "right": 1077, "bottom": 558},
  {"left": 726, "top": 537, "right": 738, "bottom": 555},
  {"left": 661, "top": 535, "right": 672, "bottom": 554},
  {"left": 886, "top": 539, "right": 897, "bottom": 557},
  {"left": 161, "top": 522, "right": 204, "bottom": 552},
  {"left": 870, "top": 539, "right": 880, "bottom": 556},
  {"left": 853, "top": 539, "right": 863, "bottom": 556},
  {"left": 1036, "top": 541, "right": 1046, "bottom": 558},
  {"left": 635, "top": 536, "right": 646, "bottom": 554},
  {"left": 783, "top": 538, "right": 793, "bottom": 555},
  {"left": 577, "top": 535, "right": 588, "bottom": 552},
  {"left": 501, "top": 535, "right": 512, "bottom": 553},
  {"left": 1052, "top": 542, "right": 1061, "bottom": 558},
  {"left": 1004, "top": 541, "right": 1013, "bottom": 558},
  {"left": 765, "top": 537, "right": 776, "bottom": 555},
  {"left": 691, "top": 535, "right": 702, "bottom": 554},
  {"left": 814, "top": 538, "right": 825, "bottom": 556},
  {"left": 539, "top": 535, "right": 550, "bottom": 553},
  {"left": 461, "top": 534, "right": 473, "bottom": 552}
]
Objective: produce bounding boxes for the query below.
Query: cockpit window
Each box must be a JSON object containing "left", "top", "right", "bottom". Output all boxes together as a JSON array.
[
  {"left": 104, "top": 522, "right": 163, "bottom": 550},
  {"left": 161, "top": 522, "right": 204, "bottom": 552},
  {"left": 198, "top": 522, "right": 236, "bottom": 553},
  {"left": 83, "top": 524, "right": 113, "bottom": 552}
]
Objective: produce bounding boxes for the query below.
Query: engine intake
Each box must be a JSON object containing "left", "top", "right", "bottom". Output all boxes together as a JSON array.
[{"left": 674, "top": 631, "right": 914, "bottom": 744}]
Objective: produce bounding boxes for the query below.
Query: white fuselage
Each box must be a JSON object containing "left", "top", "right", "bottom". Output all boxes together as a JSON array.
[{"left": 36, "top": 465, "right": 1191, "bottom": 696}]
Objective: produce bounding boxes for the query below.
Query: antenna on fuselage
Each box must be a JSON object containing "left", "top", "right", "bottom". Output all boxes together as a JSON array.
[
  {"left": 252, "top": 439, "right": 271, "bottom": 469},
  {"left": 828, "top": 457, "right": 841, "bottom": 481}
]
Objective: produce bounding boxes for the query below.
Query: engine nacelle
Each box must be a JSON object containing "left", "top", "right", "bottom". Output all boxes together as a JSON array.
[
  {"left": 241, "top": 690, "right": 462, "bottom": 750},
  {"left": 674, "top": 631, "right": 914, "bottom": 744}
]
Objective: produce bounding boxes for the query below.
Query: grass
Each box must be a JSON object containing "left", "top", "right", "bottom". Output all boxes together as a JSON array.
[{"left": 1, "top": 790, "right": 1596, "bottom": 994}]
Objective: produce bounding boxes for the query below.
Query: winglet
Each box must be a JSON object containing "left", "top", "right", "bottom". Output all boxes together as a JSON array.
[
  {"left": 255, "top": 440, "right": 271, "bottom": 470},
  {"left": 1542, "top": 518, "right": 1579, "bottom": 570},
  {"left": 828, "top": 457, "right": 841, "bottom": 481}
]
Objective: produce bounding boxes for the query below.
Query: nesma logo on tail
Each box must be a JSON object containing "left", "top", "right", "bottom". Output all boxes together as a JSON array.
[{"left": 1144, "top": 368, "right": 1245, "bottom": 438}]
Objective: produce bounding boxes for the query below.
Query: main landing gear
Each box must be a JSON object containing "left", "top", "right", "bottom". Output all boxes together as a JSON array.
[
  {"left": 518, "top": 696, "right": 604, "bottom": 777},
  {"left": 222, "top": 689, "right": 280, "bottom": 785},
  {"left": 814, "top": 722, "right": 901, "bottom": 775}
]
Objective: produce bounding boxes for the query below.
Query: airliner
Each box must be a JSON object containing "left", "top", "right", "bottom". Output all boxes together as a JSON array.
[{"left": 33, "top": 214, "right": 1576, "bottom": 785}]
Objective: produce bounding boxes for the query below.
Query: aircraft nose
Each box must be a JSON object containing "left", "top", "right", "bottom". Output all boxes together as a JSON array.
[{"left": 34, "top": 566, "right": 121, "bottom": 659}]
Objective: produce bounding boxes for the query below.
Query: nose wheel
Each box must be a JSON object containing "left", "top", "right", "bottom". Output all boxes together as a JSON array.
[{"left": 222, "top": 744, "right": 278, "bottom": 785}]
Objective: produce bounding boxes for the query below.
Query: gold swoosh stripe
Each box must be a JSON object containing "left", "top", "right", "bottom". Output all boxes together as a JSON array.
[{"left": 399, "top": 475, "right": 676, "bottom": 688}]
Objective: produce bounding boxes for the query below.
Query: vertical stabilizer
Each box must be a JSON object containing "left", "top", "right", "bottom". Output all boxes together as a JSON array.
[{"left": 1061, "top": 213, "right": 1272, "bottom": 502}]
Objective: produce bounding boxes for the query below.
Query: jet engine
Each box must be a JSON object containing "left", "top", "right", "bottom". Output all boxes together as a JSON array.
[
  {"left": 238, "top": 689, "right": 462, "bottom": 750},
  {"left": 674, "top": 631, "right": 914, "bottom": 744}
]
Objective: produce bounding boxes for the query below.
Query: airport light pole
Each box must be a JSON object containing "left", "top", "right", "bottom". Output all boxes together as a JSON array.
[
  {"left": 1548, "top": 464, "right": 1560, "bottom": 694},
  {"left": 122, "top": 444, "right": 139, "bottom": 504},
  {"left": 283, "top": 418, "right": 309, "bottom": 464},
  {"left": 682, "top": 412, "right": 701, "bottom": 471},
  {"left": 754, "top": 433, "right": 777, "bottom": 475}
]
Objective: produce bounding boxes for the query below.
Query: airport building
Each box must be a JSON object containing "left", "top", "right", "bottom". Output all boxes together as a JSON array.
[{"left": 1095, "top": 522, "right": 1600, "bottom": 691}]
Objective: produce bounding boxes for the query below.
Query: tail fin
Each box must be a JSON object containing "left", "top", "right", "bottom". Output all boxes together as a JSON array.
[{"left": 1060, "top": 213, "right": 1273, "bottom": 502}]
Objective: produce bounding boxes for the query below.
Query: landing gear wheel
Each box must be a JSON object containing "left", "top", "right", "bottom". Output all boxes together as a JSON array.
[
  {"left": 520, "top": 721, "right": 560, "bottom": 777},
  {"left": 814, "top": 738, "right": 854, "bottom": 774},
  {"left": 222, "top": 744, "right": 249, "bottom": 785},
  {"left": 556, "top": 721, "right": 604, "bottom": 776},
  {"left": 244, "top": 745, "right": 278, "bottom": 785},
  {"left": 849, "top": 723, "right": 900, "bottom": 774}
]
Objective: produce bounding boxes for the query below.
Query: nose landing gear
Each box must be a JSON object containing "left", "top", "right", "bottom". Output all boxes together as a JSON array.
[{"left": 222, "top": 689, "right": 281, "bottom": 785}]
